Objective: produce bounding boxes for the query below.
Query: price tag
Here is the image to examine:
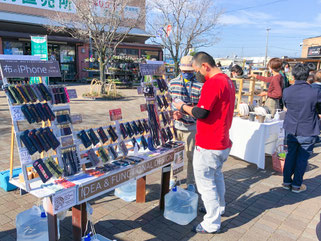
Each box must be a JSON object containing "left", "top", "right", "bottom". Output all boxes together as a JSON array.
[
  {"left": 70, "top": 114, "right": 82, "bottom": 124},
  {"left": 67, "top": 89, "right": 78, "bottom": 99},
  {"left": 10, "top": 106, "right": 25, "bottom": 121},
  {"left": 61, "top": 136, "right": 74, "bottom": 148},
  {"left": 18, "top": 147, "right": 33, "bottom": 165},
  {"left": 140, "top": 104, "right": 147, "bottom": 112},
  {"left": 172, "top": 149, "right": 184, "bottom": 175},
  {"left": 109, "top": 108, "right": 122, "bottom": 121},
  {"left": 137, "top": 86, "right": 143, "bottom": 95}
]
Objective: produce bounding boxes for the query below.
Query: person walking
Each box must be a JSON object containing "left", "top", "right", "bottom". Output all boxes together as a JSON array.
[
  {"left": 282, "top": 63, "right": 321, "bottom": 193},
  {"left": 173, "top": 52, "right": 235, "bottom": 234},
  {"left": 168, "top": 55, "right": 203, "bottom": 188}
]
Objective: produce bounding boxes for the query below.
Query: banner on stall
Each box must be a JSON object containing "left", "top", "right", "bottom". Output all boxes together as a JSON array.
[{"left": 30, "top": 36, "right": 49, "bottom": 85}]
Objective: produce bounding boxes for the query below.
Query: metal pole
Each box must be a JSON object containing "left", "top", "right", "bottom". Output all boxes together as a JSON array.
[{"left": 265, "top": 28, "right": 271, "bottom": 67}]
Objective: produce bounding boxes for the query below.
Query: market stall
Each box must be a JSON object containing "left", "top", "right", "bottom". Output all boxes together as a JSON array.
[
  {"left": 230, "top": 117, "right": 284, "bottom": 169},
  {"left": 0, "top": 59, "right": 184, "bottom": 241}
]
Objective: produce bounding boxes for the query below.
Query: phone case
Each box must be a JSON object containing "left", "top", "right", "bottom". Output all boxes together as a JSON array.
[
  {"left": 162, "top": 95, "right": 169, "bottom": 108},
  {"left": 125, "top": 122, "right": 134, "bottom": 137},
  {"left": 140, "top": 135, "right": 148, "bottom": 150},
  {"left": 43, "top": 127, "right": 60, "bottom": 150},
  {"left": 28, "top": 104, "right": 41, "bottom": 123},
  {"left": 161, "top": 128, "right": 169, "bottom": 142},
  {"left": 131, "top": 137, "right": 140, "bottom": 150},
  {"left": 136, "top": 120, "right": 145, "bottom": 134},
  {"left": 21, "top": 105, "right": 35, "bottom": 124},
  {"left": 77, "top": 130, "right": 92, "bottom": 148},
  {"left": 119, "top": 123, "right": 128, "bottom": 139},
  {"left": 20, "top": 130, "right": 37, "bottom": 155},
  {"left": 166, "top": 127, "right": 174, "bottom": 140},
  {"left": 28, "top": 129, "right": 44, "bottom": 153},
  {"left": 107, "top": 126, "right": 118, "bottom": 142},
  {"left": 34, "top": 103, "right": 47, "bottom": 122},
  {"left": 42, "top": 103, "right": 55, "bottom": 121},
  {"left": 142, "top": 119, "right": 150, "bottom": 133},
  {"left": 87, "top": 149, "right": 100, "bottom": 167},
  {"left": 108, "top": 145, "right": 118, "bottom": 159},
  {"left": 3, "top": 86, "right": 17, "bottom": 104},
  {"left": 33, "top": 159, "right": 53, "bottom": 183},
  {"left": 131, "top": 121, "right": 139, "bottom": 135},
  {"left": 98, "top": 147, "right": 109, "bottom": 163},
  {"left": 161, "top": 112, "right": 167, "bottom": 126},
  {"left": 156, "top": 95, "right": 164, "bottom": 109},
  {"left": 88, "top": 129, "right": 100, "bottom": 146},
  {"left": 97, "top": 127, "right": 108, "bottom": 144},
  {"left": 119, "top": 141, "right": 128, "bottom": 156},
  {"left": 35, "top": 129, "right": 51, "bottom": 152},
  {"left": 45, "top": 157, "right": 63, "bottom": 178}
]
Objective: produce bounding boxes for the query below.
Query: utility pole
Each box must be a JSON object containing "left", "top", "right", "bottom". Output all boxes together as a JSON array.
[{"left": 265, "top": 28, "right": 271, "bottom": 67}]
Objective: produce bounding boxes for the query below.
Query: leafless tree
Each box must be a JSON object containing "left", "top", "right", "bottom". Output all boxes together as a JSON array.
[
  {"left": 48, "top": 0, "right": 145, "bottom": 93},
  {"left": 147, "top": 0, "right": 223, "bottom": 75}
]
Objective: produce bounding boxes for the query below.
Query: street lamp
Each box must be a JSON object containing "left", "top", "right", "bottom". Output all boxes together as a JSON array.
[{"left": 265, "top": 28, "right": 271, "bottom": 67}]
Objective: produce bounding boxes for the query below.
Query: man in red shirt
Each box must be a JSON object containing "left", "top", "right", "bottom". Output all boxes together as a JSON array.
[{"left": 174, "top": 52, "right": 235, "bottom": 233}]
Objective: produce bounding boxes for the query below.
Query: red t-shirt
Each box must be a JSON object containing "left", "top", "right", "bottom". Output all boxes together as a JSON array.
[{"left": 196, "top": 73, "right": 235, "bottom": 150}]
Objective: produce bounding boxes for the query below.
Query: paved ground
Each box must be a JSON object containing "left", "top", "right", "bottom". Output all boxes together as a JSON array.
[{"left": 0, "top": 84, "right": 320, "bottom": 241}]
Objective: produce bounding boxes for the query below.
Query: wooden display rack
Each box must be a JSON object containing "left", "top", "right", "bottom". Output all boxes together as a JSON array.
[{"left": 233, "top": 70, "right": 269, "bottom": 113}]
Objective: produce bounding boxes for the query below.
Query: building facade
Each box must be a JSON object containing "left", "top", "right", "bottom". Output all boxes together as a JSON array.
[
  {"left": 0, "top": 0, "right": 163, "bottom": 81},
  {"left": 301, "top": 36, "right": 321, "bottom": 58}
]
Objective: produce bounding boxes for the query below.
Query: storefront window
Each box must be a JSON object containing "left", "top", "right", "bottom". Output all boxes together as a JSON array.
[
  {"left": 60, "top": 45, "right": 75, "bottom": 63},
  {"left": 3, "top": 41, "right": 24, "bottom": 55},
  {"left": 60, "top": 45, "right": 76, "bottom": 80},
  {"left": 141, "top": 49, "right": 160, "bottom": 60},
  {"left": 116, "top": 48, "right": 139, "bottom": 58}
]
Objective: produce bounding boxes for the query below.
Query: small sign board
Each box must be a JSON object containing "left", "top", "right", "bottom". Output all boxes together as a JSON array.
[
  {"left": 172, "top": 148, "right": 184, "bottom": 175},
  {"left": 53, "top": 187, "right": 77, "bottom": 214},
  {"left": 140, "top": 104, "right": 147, "bottom": 112},
  {"left": 109, "top": 108, "right": 122, "bottom": 121},
  {"left": 0, "top": 60, "right": 61, "bottom": 78},
  {"left": 78, "top": 151, "right": 174, "bottom": 202},
  {"left": 67, "top": 89, "right": 78, "bottom": 99},
  {"left": 70, "top": 114, "right": 83, "bottom": 124},
  {"left": 61, "top": 136, "right": 74, "bottom": 148},
  {"left": 10, "top": 106, "right": 25, "bottom": 121},
  {"left": 18, "top": 147, "right": 33, "bottom": 165},
  {"left": 139, "top": 63, "right": 165, "bottom": 76}
]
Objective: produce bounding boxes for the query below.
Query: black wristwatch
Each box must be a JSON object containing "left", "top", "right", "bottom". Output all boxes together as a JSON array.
[{"left": 180, "top": 104, "right": 186, "bottom": 114}]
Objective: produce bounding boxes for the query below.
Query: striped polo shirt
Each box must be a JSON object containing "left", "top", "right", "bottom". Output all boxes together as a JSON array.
[{"left": 169, "top": 74, "right": 203, "bottom": 131}]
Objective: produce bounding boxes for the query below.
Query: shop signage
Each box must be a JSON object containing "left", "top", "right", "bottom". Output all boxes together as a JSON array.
[
  {"left": 0, "top": 60, "right": 61, "bottom": 78},
  {"left": 31, "top": 36, "right": 49, "bottom": 84},
  {"left": 307, "top": 46, "right": 321, "bottom": 57},
  {"left": 1, "top": 0, "right": 139, "bottom": 18},
  {"left": 109, "top": 108, "right": 122, "bottom": 121},
  {"left": 139, "top": 63, "right": 165, "bottom": 76},
  {"left": 53, "top": 187, "right": 77, "bottom": 214},
  {"left": 0, "top": 0, "right": 74, "bottom": 13},
  {"left": 78, "top": 151, "right": 174, "bottom": 202}
]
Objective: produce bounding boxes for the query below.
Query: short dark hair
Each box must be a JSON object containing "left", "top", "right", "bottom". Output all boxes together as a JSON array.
[
  {"left": 268, "top": 58, "right": 282, "bottom": 72},
  {"left": 231, "top": 65, "right": 243, "bottom": 76},
  {"left": 192, "top": 52, "right": 216, "bottom": 68},
  {"left": 292, "top": 63, "right": 310, "bottom": 81},
  {"left": 281, "top": 61, "right": 289, "bottom": 71}
]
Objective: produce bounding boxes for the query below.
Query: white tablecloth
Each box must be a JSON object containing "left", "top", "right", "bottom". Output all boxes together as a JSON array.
[{"left": 229, "top": 117, "right": 284, "bottom": 169}]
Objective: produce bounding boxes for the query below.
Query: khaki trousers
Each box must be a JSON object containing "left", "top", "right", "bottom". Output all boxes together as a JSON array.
[
  {"left": 174, "top": 129, "right": 197, "bottom": 185},
  {"left": 265, "top": 97, "right": 280, "bottom": 118}
]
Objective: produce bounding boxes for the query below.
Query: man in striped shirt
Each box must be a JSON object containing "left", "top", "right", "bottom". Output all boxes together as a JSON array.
[{"left": 169, "top": 55, "right": 203, "bottom": 187}]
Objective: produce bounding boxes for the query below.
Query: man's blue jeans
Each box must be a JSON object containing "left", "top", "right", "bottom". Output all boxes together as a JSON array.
[{"left": 283, "top": 134, "right": 317, "bottom": 188}]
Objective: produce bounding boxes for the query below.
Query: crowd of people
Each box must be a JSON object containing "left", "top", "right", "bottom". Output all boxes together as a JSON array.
[{"left": 168, "top": 52, "right": 321, "bottom": 234}]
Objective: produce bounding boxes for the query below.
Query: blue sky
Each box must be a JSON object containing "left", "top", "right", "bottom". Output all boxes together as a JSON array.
[{"left": 198, "top": 0, "right": 321, "bottom": 58}]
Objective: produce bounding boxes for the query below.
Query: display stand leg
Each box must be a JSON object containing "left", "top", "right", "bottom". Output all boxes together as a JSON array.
[
  {"left": 10, "top": 125, "right": 14, "bottom": 178},
  {"left": 136, "top": 176, "right": 146, "bottom": 203},
  {"left": 72, "top": 203, "right": 87, "bottom": 241},
  {"left": 47, "top": 197, "right": 58, "bottom": 241},
  {"left": 159, "top": 164, "right": 171, "bottom": 210}
]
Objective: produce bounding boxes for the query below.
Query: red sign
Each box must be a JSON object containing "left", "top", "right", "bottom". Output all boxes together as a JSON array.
[
  {"left": 166, "top": 24, "right": 172, "bottom": 37},
  {"left": 140, "top": 104, "right": 147, "bottom": 112},
  {"left": 109, "top": 108, "right": 122, "bottom": 121}
]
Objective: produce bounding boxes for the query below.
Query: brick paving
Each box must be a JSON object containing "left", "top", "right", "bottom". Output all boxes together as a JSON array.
[{"left": 0, "top": 84, "right": 320, "bottom": 241}]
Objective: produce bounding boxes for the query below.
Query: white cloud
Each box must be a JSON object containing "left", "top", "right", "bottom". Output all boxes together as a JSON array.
[{"left": 220, "top": 10, "right": 274, "bottom": 25}]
